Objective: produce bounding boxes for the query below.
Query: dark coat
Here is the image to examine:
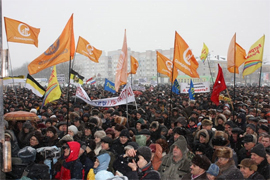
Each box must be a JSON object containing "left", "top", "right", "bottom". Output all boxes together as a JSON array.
[
  {"left": 216, "top": 159, "right": 243, "bottom": 180},
  {"left": 111, "top": 138, "right": 130, "bottom": 158},
  {"left": 127, "top": 163, "right": 160, "bottom": 180},
  {"left": 113, "top": 154, "right": 132, "bottom": 176},
  {"left": 257, "top": 158, "right": 270, "bottom": 180},
  {"left": 182, "top": 172, "right": 208, "bottom": 180},
  {"left": 237, "top": 147, "right": 251, "bottom": 164},
  {"left": 246, "top": 171, "right": 265, "bottom": 180}
]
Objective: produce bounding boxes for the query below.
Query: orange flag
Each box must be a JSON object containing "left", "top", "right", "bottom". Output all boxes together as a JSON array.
[
  {"left": 129, "top": 56, "right": 139, "bottom": 74},
  {"left": 76, "top": 36, "right": 102, "bottom": 63},
  {"left": 4, "top": 17, "right": 40, "bottom": 47},
  {"left": 227, "top": 33, "right": 246, "bottom": 74},
  {"left": 157, "top": 51, "right": 178, "bottom": 83},
  {"left": 115, "top": 30, "right": 128, "bottom": 92},
  {"left": 28, "top": 14, "right": 75, "bottom": 75},
  {"left": 173, "top": 31, "right": 199, "bottom": 78}
]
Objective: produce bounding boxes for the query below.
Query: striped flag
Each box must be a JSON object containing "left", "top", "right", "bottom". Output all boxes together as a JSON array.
[
  {"left": 25, "top": 74, "right": 46, "bottom": 97},
  {"left": 86, "top": 75, "right": 96, "bottom": 83}
]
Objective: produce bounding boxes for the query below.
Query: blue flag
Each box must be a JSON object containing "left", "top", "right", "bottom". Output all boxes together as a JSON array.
[
  {"left": 104, "top": 78, "right": 116, "bottom": 93},
  {"left": 188, "top": 80, "right": 195, "bottom": 100},
  {"left": 172, "top": 79, "right": 180, "bottom": 95}
]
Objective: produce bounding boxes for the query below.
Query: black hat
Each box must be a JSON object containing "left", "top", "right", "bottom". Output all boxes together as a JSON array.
[
  {"left": 120, "top": 129, "right": 130, "bottom": 138},
  {"left": 57, "top": 121, "right": 70, "bottom": 128},
  {"left": 124, "top": 141, "right": 139, "bottom": 150},
  {"left": 101, "top": 136, "right": 113, "bottom": 146},
  {"left": 212, "top": 136, "right": 228, "bottom": 146},
  {"left": 249, "top": 117, "right": 259, "bottom": 123},
  {"left": 199, "top": 132, "right": 207, "bottom": 138},
  {"left": 251, "top": 143, "right": 266, "bottom": 157},
  {"left": 173, "top": 127, "right": 186, "bottom": 136},
  {"left": 231, "top": 127, "right": 243, "bottom": 134},
  {"left": 246, "top": 124, "right": 256, "bottom": 132},
  {"left": 224, "top": 121, "right": 235, "bottom": 128},
  {"left": 191, "top": 154, "right": 211, "bottom": 171},
  {"left": 258, "top": 125, "right": 269, "bottom": 132},
  {"left": 137, "top": 146, "right": 152, "bottom": 163},
  {"left": 194, "top": 143, "right": 206, "bottom": 154},
  {"left": 138, "top": 129, "right": 151, "bottom": 136},
  {"left": 46, "top": 126, "right": 57, "bottom": 135},
  {"left": 189, "top": 117, "right": 197, "bottom": 124},
  {"left": 242, "top": 134, "right": 255, "bottom": 143}
]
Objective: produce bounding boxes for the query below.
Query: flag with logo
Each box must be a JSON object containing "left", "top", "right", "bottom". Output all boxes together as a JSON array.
[
  {"left": 25, "top": 74, "right": 46, "bottom": 97},
  {"left": 157, "top": 51, "right": 178, "bottom": 83},
  {"left": 70, "top": 69, "right": 84, "bottom": 85},
  {"left": 172, "top": 79, "right": 180, "bottom": 95},
  {"left": 129, "top": 56, "right": 139, "bottom": 74},
  {"left": 2, "top": 75, "right": 25, "bottom": 85},
  {"left": 104, "top": 78, "right": 116, "bottom": 94},
  {"left": 173, "top": 31, "right": 200, "bottom": 78},
  {"left": 211, "top": 64, "right": 227, "bottom": 105},
  {"left": 4, "top": 17, "right": 40, "bottom": 47},
  {"left": 42, "top": 66, "right": 61, "bottom": 107},
  {"left": 227, "top": 33, "right": 246, "bottom": 74},
  {"left": 115, "top": 30, "right": 128, "bottom": 92},
  {"left": 76, "top": 36, "right": 102, "bottom": 63},
  {"left": 242, "top": 35, "right": 265, "bottom": 77},
  {"left": 188, "top": 80, "right": 195, "bottom": 100},
  {"left": 28, "top": 14, "right": 75, "bottom": 75},
  {"left": 200, "top": 43, "right": 209, "bottom": 64}
]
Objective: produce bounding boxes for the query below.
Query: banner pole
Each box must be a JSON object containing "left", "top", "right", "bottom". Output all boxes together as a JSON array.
[
  {"left": 66, "top": 56, "right": 72, "bottom": 134},
  {"left": 256, "top": 66, "right": 263, "bottom": 117},
  {"left": 226, "top": 88, "right": 234, "bottom": 111}
]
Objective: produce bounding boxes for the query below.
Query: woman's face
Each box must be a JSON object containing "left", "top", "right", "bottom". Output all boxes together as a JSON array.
[
  {"left": 84, "top": 129, "right": 91, "bottom": 136},
  {"left": 136, "top": 113, "right": 141, "bottom": 119},
  {"left": 120, "top": 136, "right": 128, "bottom": 144},
  {"left": 63, "top": 145, "right": 70, "bottom": 157},
  {"left": 95, "top": 137, "right": 101, "bottom": 144},
  {"left": 217, "top": 157, "right": 229, "bottom": 165},
  {"left": 30, "top": 136, "right": 39, "bottom": 147},
  {"left": 93, "top": 158, "right": 100, "bottom": 168},
  {"left": 24, "top": 128, "right": 30, "bottom": 133}
]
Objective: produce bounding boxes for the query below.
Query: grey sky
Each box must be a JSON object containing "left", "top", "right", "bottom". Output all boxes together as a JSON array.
[{"left": 2, "top": 0, "right": 270, "bottom": 68}]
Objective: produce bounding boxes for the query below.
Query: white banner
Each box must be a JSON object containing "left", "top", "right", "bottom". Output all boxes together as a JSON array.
[
  {"left": 180, "top": 82, "right": 210, "bottom": 93},
  {"left": 132, "top": 85, "right": 146, "bottom": 91},
  {"left": 76, "top": 83, "right": 135, "bottom": 107}
]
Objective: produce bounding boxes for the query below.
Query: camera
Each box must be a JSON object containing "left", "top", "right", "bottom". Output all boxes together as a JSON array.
[
  {"left": 37, "top": 146, "right": 61, "bottom": 159},
  {"left": 126, "top": 155, "right": 139, "bottom": 163}
]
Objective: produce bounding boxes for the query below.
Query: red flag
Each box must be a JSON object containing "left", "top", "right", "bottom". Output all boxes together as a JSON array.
[{"left": 211, "top": 64, "right": 227, "bottom": 105}]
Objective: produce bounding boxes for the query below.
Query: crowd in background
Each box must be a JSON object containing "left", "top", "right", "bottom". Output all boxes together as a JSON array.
[{"left": 2, "top": 84, "right": 270, "bottom": 180}]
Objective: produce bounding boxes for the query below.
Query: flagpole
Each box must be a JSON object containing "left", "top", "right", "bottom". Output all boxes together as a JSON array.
[
  {"left": 72, "top": 38, "right": 79, "bottom": 68},
  {"left": 233, "top": 36, "right": 236, "bottom": 122},
  {"left": 156, "top": 59, "right": 159, "bottom": 106},
  {"left": 207, "top": 53, "right": 214, "bottom": 85},
  {"left": 67, "top": 56, "right": 72, "bottom": 134},
  {"left": 226, "top": 88, "right": 234, "bottom": 110},
  {"left": 256, "top": 66, "right": 263, "bottom": 117}
]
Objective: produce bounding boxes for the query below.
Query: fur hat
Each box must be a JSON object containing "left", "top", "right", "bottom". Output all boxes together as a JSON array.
[
  {"left": 206, "top": 163, "right": 220, "bottom": 176},
  {"left": 94, "top": 130, "right": 106, "bottom": 139},
  {"left": 173, "top": 127, "right": 186, "bottom": 136},
  {"left": 68, "top": 125, "right": 78, "bottom": 135},
  {"left": 239, "top": 158, "right": 258, "bottom": 171},
  {"left": 59, "top": 134, "right": 74, "bottom": 145},
  {"left": 46, "top": 126, "right": 57, "bottom": 135},
  {"left": 251, "top": 143, "right": 266, "bottom": 158},
  {"left": 201, "top": 119, "right": 213, "bottom": 126},
  {"left": 212, "top": 131, "right": 229, "bottom": 146},
  {"left": 215, "top": 147, "right": 233, "bottom": 159},
  {"left": 191, "top": 154, "right": 211, "bottom": 171},
  {"left": 137, "top": 146, "right": 152, "bottom": 163},
  {"left": 30, "top": 108, "right": 37, "bottom": 114},
  {"left": 150, "top": 121, "right": 159, "bottom": 129},
  {"left": 193, "top": 143, "right": 206, "bottom": 154}
]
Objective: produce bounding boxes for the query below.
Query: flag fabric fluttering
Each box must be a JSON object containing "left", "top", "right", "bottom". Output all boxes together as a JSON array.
[
  {"left": 70, "top": 69, "right": 84, "bottom": 85},
  {"left": 115, "top": 30, "right": 128, "bottom": 92},
  {"left": 173, "top": 31, "right": 200, "bottom": 78},
  {"left": 156, "top": 51, "right": 178, "bottom": 83},
  {"left": 42, "top": 66, "right": 61, "bottom": 107},
  {"left": 188, "top": 80, "right": 195, "bottom": 100},
  {"left": 172, "top": 79, "right": 180, "bottom": 95},
  {"left": 2, "top": 75, "right": 25, "bottom": 85},
  {"left": 28, "top": 14, "right": 75, "bottom": 75},
  {"left": 25, "top": 74, "right": 46, "bottom": 97},
  {"left": 200, "top": 43, "right": 209, "bottom": 64},
  {"left": 104, "top": 78, "right": 116, "bottom": 94},
  {"left": 4, "top": 17, "right": 40, "bottom": 47},
  {"left": 129, "top": 56, "right": 139, "bottom": 74},
  {"left": 227, "top": 33, "right": 246, "bottom": 74},
  {"left": 86, "top": 75, "right": 96, "bottom": 84},
  {"left": 211, "top": 64, "right": 227, "bottom": 105},
  {"left": 242, "top": 35, "right": 265, "bottom": 77},
  {"left": 76, "top": 36, "right": 102, "bottom": 63}
]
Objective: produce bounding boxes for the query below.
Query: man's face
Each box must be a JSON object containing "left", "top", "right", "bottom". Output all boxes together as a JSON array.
[
  {"left": 251, "top": 153, "right": 264, "bottom": 165},
  {"left": 240, "top": 166, "right": 254, "bottom": 178},
  {"left": 101, "top": 142, "right": 109, "bottom": 150},
  {"left": 120, "top": 136, "right": 128, "bottom": 144},
  {"left": 190, "top": 163, "right": 204, "bottom": 176},
  {"left": 199, "top": 135, "right": 206, "bottom": 144},
  {"left": 246, "top": 127, "right": 254, "bottom": 134},
  {"left": 244, "top": 142, "right": 255, "bottom": 151},
  {"left": 172, "top": 145, "right": 183, "bottom": 159},
  {"left": 261, "top": 137, "right": 270, "bottom": 148}
]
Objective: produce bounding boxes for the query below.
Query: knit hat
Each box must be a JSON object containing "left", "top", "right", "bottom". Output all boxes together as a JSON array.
[
  {"left": 206, "top": 163, "right": 220, "bottom": 176},
  {"left": 30, "top": 108, "right": 37, "bottom": 114},
  {"left": 246, "top": 124, "right": 256, "bottom": 132},
  {"left": 68, "top": 125, "right": 78, "bottom": 135},
  {"left": 46, "top": 126, "right": 57, "bottom": 135},
  {"left": 239, "top": 158, "right": 258, "bottom": 171},
  {"left": 201, "top": 119, "right": 213, "bottom": 126},
  {"left": 120, "top": 129, "right": 130, "bottom": 138},
  {"left": 258, "top": 125, "right": 269, "bottom": 132},
  {"left": 175, "top": 117, "right": 187, "bottom": 127},
  {"left": 101, "top": 136, "right": 113, "bottom": 146},
  {"left": 138, "top": 129, "right": 151, "bottom": 136},
  {"left": 137, "top": 146, "right": 152, "bottom": 163},
  {"left": 18, "top": 146, "right": 36, "bottom": 163},
  {"left": 251, "top": 143, "right": 266, "bottom": 158},
  {"left": 191, "top": 154, "right": 211, "bottom": 171},
  {"left": 23, "top": 121, "right": 33, "bottom": 129},
  {"left": 37, "top": 123, "right": 46, "bottom": 129},
  {"left": 124, "top": 141, "right": 139, "bottom": 150},
  {"left": 136, "top": 118, "right": 144, "bottom": 124},
  {"left": 215, "top": 147, "right": 233, "bottom": 159},
  {"left": 94, "top": 130, "right": 106, "bottom": 139}
]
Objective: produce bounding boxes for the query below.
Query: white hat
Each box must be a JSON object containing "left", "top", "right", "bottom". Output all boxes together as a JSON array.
[
  {"left": 30, "top": 108, "right": 37, "bottom": 114},
  {"left": 68, "top": 125, "right": 78, "bottom": 135}
]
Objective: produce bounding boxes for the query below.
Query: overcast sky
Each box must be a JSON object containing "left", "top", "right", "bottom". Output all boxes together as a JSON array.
[{"left": 2, "top": 0, "right": 270, "bottom": 69}]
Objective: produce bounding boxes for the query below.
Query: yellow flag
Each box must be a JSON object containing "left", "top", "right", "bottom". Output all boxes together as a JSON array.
[
  {"left": 227, "top": 33, "right": 246, "bottom": 74},
  {"left": 28, "top": 14, "right": 75, "bottom": 75},
  {"left": 242, "top": 35, "right": 265, "bottom": 77},
  {"left": 173, "top": 31, "right": 200, "bottom": 78},
  {"left": 4, "top": 17, "right": 40, "bottom": 47},
  {"left": 129, "top": 56, "right": 139, "bottom": 74},
  {"left": 157, "top": 51, "right": 178, "bottom": 83},
  {"left": 76, "top": 36, "right": 102, "bottom": 63},
  {"left": 42, "top": 66, "right": 61, "bottom": 107},
  {"left": 115, "top": 30, "right": 128, "bottom": 92},
  {"left": 200, "top": 43, "right": 209, "bottom": 63}
]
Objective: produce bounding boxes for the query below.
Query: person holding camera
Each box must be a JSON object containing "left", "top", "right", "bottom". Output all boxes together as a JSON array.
[{"left": 126, "top": 146, "right": 161, "bottom": 180}]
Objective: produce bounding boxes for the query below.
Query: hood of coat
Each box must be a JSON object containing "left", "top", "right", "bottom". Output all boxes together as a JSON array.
[
  {"left": 65, "top": 141, "right": 80, "bottom": 162},
  {"left": 196, "top": 129, "right": 210, "bottom": 144}
]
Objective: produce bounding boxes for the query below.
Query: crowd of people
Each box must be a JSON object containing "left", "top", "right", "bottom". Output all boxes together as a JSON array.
[{"left": 2, "top": 84, "right": 270, "bottom": 180}]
